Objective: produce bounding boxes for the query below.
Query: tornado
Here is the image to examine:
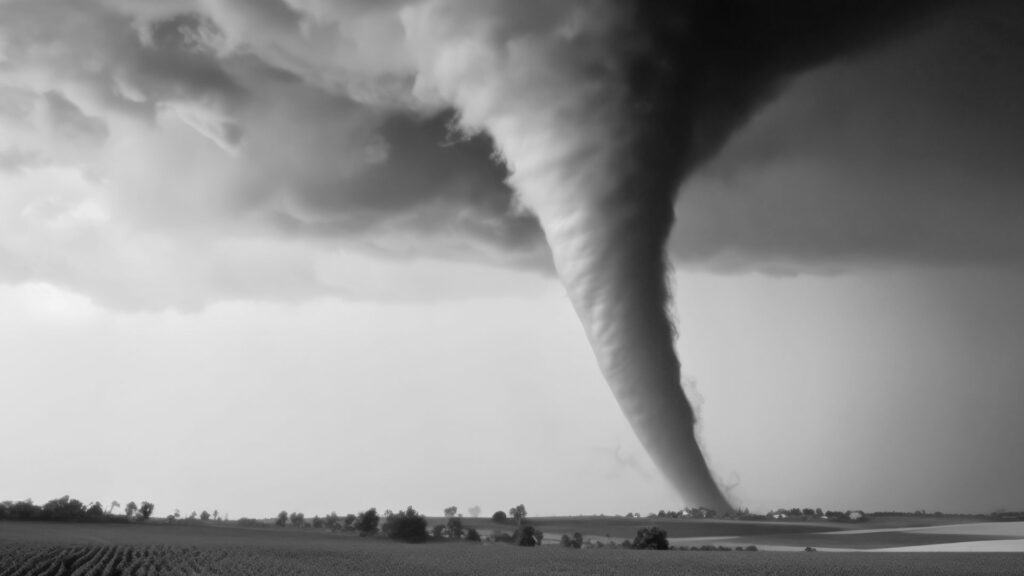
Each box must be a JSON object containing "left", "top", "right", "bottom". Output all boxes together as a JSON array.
[{"left": 404, "top": 0, "right": 950, "bottom": 510}]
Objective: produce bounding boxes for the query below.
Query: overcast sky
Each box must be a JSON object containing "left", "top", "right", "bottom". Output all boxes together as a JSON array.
[{"left": 2, "top": 1, "right": 1023, "bottom": 519}]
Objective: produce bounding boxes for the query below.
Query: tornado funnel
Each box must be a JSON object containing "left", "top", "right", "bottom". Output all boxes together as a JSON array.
[{"left": 404, "top": 0, "right": 951, "bottom": 511}]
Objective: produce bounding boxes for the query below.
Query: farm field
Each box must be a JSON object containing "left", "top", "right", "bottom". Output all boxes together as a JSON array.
[{"left": 2, "top": 520, "right": 1022, "bottom": 575}]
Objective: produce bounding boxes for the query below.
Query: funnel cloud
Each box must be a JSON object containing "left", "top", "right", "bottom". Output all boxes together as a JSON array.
[{"left": 403, "top": 0, "right": 953, "bottom": 509}]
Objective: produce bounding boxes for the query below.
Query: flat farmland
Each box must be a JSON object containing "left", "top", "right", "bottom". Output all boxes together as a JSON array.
[
  {"left": 498, "top": 516, "right": 842, "bottom": 540},
  {"left": 2, "top": 520, "right": 1023, "bottom": 575}
]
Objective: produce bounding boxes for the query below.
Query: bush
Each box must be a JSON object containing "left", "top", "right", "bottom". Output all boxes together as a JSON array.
[
  {"left": 491, "top": 510, "right": 507, "bottom": 523},
  {"left": 560, "top": 532, "right": 584, "bottom": 549},
  {"left": 632, "top": 526, "right": 669, "bottom": 550},
  {"left": 513, "top": 525, "right": 541, "bottom": 546},
  {"left": 745, "top": 545, "right": 758, "bottom": 552},
  {"left": 382, "top": 506, "right": 428, "bottom": 543},
  {"left": 466, "top": 528, "right": 482, "bottom": 542}
]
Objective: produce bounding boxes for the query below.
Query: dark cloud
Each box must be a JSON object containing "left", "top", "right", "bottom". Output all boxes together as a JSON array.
[
  {"left": 669, "top": 0, "right": 1024, "bottom": 273},
  {"left": 41, "top": 91, "right": 109, "bottom": 142},
  {"left": 1, "top": 0, "right": 1021, "bottom": 314},
  {"left": 267, "top": 110, "right": 547, "bottom": 259},
  {"left": 131, "top": 15, "right": 247, "bottom": 107}
]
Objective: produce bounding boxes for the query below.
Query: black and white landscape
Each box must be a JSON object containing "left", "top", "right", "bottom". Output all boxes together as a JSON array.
[{"left": 1, "top": 2, "right": 1023, "bottom": 569}]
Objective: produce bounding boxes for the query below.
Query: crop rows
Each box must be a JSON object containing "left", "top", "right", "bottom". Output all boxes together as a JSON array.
[
  {"left": 0, "top": 544, "right": 367, "bottom": 576},
  {"left": 3, "top": 541, "right": 1022, "bottom": 576}
]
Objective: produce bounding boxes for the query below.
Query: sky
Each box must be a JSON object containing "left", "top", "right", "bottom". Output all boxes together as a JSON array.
[{"left": 2, "top": 0, "right": 1024, "bottom": 519}]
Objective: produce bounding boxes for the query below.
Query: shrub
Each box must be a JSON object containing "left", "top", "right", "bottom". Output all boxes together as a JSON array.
[
  {"left": 632, "top": 526, "right": 669, "bottom": 550},
  {"left": 382, "top": 506, "right": 428, "bottom": 543},
  {"left": 513, "top": 525, "right": 541, "bottom": 546},
  {"left": 491, "top": 510, "right": 507, "bottom": 523},
  {"left": 560, "top": 532, "right": 584, "bottom": 549},
  {"left": 466, "top": 528, "right": 482, "bottom": 542}
]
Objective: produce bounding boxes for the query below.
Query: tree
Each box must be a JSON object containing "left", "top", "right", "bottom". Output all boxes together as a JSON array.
[
  {"left": 10, "top": 500, "right": 37, "bottom": 520},
  {"left": 466, "top": 528, "right": 482, "bottom": 542},
  {"left": 312, "top": 516, "right": 324, "bottom": 529},
  {"left": 354, "top": 508, "right": 380, "bottom": 536},
  {"left": 444, "top": 516, "right": 464, "bottom": 539},
  {"left": 325, "top": 512, "right": 342, "bottom": 532},
  {"left": 276, "top": 511, "right": 288, "bottom": 527},
  {"left": 468, "top": 505, "right": 481, "bottom": 518},
  {"left": 86, "top": 502, "right": 105, "bottom": 519},
  {"left": 382, "top": 506, "right": 428, "bottom": 542},
  {"left": 139, "top": 502, "right": 154, "bottom": 521},
  {"left": 41, "top": 496, "right": 87, "bottom": 521},
  {"left": 108, "top": 501, "right": 120, "bottom": 515},
  {"left": 509, "top": 504, "right": 527, "bottom": 525},
  {"left": 632, "top": 526, "right": 669, "bottom": 550},
  {"left": 125, "top": 501, "right": 138, "bottom": 521},
  {"left": 443, "top": 506, "right": 458, "bottom": 518},
  {"left": 344, "top": 514, "right": 357, "bottom": 530},
  {"left": 290, "top": 512, "right": 305, "bottom": 528},
  {"left": 201, "top": 510, "right": 211, "bottom": 521},
  {"left": 491, "top": 510, "right": 507, "bottom": 523}
]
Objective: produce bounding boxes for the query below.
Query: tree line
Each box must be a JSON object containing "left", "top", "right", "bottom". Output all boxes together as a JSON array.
[
  {"left": 245, "top": 505, "right": 537, "bottom": 545},
  {"left": 0, "top": 496, "right": 154, "bottom": 522}
]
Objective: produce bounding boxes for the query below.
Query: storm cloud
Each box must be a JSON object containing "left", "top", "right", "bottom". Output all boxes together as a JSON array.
[{"left": 1, "top": 1, "right": 1022, "bottom": 309}]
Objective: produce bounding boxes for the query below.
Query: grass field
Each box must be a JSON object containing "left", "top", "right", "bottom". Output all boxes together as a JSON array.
[{"left": 2, "top": 520, "right": 1022, "bottom": 575}]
